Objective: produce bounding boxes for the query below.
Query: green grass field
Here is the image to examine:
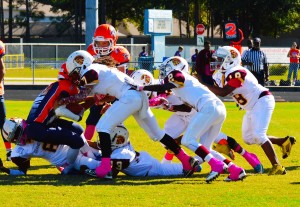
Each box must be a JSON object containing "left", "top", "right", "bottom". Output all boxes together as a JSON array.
[
  {"left": 4, "top": 67, "right": 297, "bottom": 85},
  {"left": 0, "top": 101, "right": 300, "bottom": 207}
]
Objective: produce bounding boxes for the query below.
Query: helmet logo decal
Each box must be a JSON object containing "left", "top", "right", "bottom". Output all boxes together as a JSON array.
[
  {"left": 74, "top": 56, "right": 84, "bottom": 65},
  {"left": 171, "top": 58, "right": 181, "bottom": 66},
  {"left": 115, "top": 135, "right": 125, "bottom": 145},
  {"left": 141, "top": 74, "right": 152, "bottom": 84},
  {"left": 230, "top": 49, "right": 238, "bottom": 58}
]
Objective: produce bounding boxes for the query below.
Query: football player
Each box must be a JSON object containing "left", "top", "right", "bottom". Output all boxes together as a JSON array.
[
  {"left": 78, "top": 52, "right": 199, "bottom": 180},
  {"left": 84, "top": 24, "right": 131, "bottom": 142},
  {"left": 0, "top": 118, "right": 102, "bottom": 176},
  {"left": 84, "top": 125, "right": 201, "bottom": 178},
  {"left": 149, "top": 90, "right": 263, "bottom": 173},
  {"left": 206, "top": 46, "right": 294, "bottom": 175},
  {"left": 129, "top": 62, "right": 246, "bottom": 182},
  {"left": 23, "top": 50, "right": 95, "bottom": 174}
]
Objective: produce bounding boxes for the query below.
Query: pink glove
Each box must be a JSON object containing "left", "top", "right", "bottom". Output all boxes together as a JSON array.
[{"left": 149, "top": 94, "right": 168, "bottom": 108}]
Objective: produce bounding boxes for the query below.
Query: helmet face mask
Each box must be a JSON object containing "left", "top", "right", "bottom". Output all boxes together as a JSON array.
[
  {"left": 66, "top": 50, "right": 95, "bottom": 85},
  {"left": 93, "top": 24, "right": 118, "bottom": 56},
  {"left": 211, "top": 46, "right": 241, "bottom": 72},
  {"left": 1, "top": 118, "right": 26, "bottom": 145},
  {"left": 93, "top": 38, "right": 114, "bottom": 56}
]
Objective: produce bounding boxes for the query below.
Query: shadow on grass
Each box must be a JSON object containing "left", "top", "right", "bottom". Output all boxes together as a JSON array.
[
  {"left": 0, "top": 172, "right": 214, "bottom": 186},
  {"left": 2, "top": 165, "right": 299, "bottom": 186}
]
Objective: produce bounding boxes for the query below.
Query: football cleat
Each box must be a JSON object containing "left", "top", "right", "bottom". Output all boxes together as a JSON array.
[
  {"left": 253, "top": 164, "right": 264, "bottom": 174},
  {"left": 224, "top": 164, "right": 246, "bottom": 182},
  {"left": 243, "top": 152, "right": 264, "bottom": 173},
  {"left": 268, "top": 164, "right": 286, "bottom": 175},
  {"left": 85, "top": 169, "right": 113, "bottom": 180},
  {"left": 183, "top": 157, "right": 201, "bottom": 177},
  {"left": 281, "top": 136, "right": 296, "bottom": 159},
  {"left": 206, "top": 171, "right": 220, "bottom": 183}
]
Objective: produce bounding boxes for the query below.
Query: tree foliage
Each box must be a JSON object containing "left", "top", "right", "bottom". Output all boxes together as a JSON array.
[{"left": 7, "top": 0, "right": 300, "bottom": 39}]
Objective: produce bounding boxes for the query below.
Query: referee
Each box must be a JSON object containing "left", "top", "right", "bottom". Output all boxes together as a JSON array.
[{"left": 241, "top": 37, "right": 269, "bottom": 86}]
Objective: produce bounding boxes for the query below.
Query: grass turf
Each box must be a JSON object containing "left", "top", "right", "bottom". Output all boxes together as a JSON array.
[{"left": 0, "top": 101, "right": 299, "bottom": 207}]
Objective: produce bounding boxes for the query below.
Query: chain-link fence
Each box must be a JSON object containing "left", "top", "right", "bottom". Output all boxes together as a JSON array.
[
  {"left": 2, "top": 43, "right": 297, "bottom": 85},
  {"left": 3, "top": 59, "right": 297, "bottom": 86}
]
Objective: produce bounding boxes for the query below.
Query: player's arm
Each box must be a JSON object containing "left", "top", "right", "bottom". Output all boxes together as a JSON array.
[
  {"left": 0, "top": 157, "right": 30, "bottom": 175},
  {"left": 143, "top": 82, "right": 176, "bottom": 92},
  {"left": 206, "top": 70, "right": 245, "bottom": 97},
  {"left": 56, "top": 87, "right": 92, "bottom": 106},
  {"left": 54, "top": 89, "right": 86, "bottom": 121},
  {"left": 144, "top": 70, "right": 184, "bottom": 92},
  {"left": 172, "top": 104, "right": 193, "bottom": 112},
  {"left": 0, "top": 55, "right": 5, "bottom": 82}
]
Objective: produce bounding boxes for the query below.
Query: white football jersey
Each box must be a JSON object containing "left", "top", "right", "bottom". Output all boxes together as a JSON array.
[
  {"left": 163, "top": 70, "right": 219, "bottom": 110},
  {"left": 86, "top": 63, "right": 132, "bottom": 99},
  {"left": 214, "top": 66, "right": 268, "bottom": 110},
  {"left": 111, "top": 143, "right": 183, "bottom": 177},
  {"left": 11, "top": 141, "right": 68, "bottom": 166},
  {"left": 111, "top": 143, "right": 152, "bottom": 176}
]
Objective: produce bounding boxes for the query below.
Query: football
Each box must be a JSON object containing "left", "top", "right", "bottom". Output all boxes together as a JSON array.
[
  {"left": 0, "top": 40, "right": 5, "bottom": 57},
  {"left": 66, "top": 103, "right": 84, "bottom": 115}
]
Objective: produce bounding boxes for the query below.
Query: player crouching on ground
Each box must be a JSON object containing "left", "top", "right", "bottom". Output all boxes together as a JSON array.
[
  {"left": 84, "top": 125, "right": 202, "bottom": 178},
  {"left": 0, "top": 117, "right": 101, "bottom": 176}
]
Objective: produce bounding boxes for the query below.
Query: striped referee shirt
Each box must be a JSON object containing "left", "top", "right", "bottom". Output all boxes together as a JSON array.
[{"left": 241, "top": 48, "right": 268, "bottom": 72}]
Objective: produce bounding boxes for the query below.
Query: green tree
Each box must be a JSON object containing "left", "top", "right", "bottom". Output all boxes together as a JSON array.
[{"left": 210, "top": 0, "right": 300, "bottom": 38}]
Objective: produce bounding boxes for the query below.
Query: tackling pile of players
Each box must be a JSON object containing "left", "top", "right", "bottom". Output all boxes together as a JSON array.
[{"left": 0, "top": 24, "right": 296, "bottom": 183}]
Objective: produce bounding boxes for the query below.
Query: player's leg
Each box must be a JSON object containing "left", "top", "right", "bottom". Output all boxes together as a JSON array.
[
  {"left": 268, "top": 135, "right": 296, "bottom": 159},
  {"left": 244, "top": 96, "right": 285, "bottom": 175},
  {"left": 0, "top": 96, "right": 11, "bottom": 161},
  {"left": 213, "top": 132, "right": 235, "bottom": 160},
  {"left": 226, "top": 135, "right": 263, "bottom": 173},
  {"left": 200, "top": 114, "right": 246, "bottom": 181},
  {"left": 134, "top": 109, "right": 197, "bottom": 176},
  {"left": 84, "top": 105, "right": 103, "bottom": 141},
  {"left": 182, "top": 101, "right": 227, "bottom": 182},
  {"left": 161, "top": 114, "right": 186, "bottom": 163},
  {"left": 95, "top": 93, "right": 142, "bottom": 178},
  {"left": 74, "top": 153, "right": 101, "bottom": 171},
  {"left": 146, "top": 151, "right": 186, "bottom": 177}
]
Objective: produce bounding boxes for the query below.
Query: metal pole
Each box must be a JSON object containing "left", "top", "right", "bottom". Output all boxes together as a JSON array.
[{"left": 85, "top": 0, "right": 98, "bottom": 48}]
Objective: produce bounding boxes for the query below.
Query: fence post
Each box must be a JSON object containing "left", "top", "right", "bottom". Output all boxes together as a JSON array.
[{"left": 32, "top": 60, "right": 35, "bottom": 85}]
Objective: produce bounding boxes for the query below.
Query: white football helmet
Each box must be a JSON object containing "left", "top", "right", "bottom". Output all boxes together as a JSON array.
[
  {"left": 130, "top": 69, "right": 154, "bottom": 97},
  {"left": 1, "top": 118, "right": 26, "bottom": 145},
  {"left": 159, "top": 56, "right": 189, "bottom": 79},
  {"left": 66, "top": 50, "right": 94, "bottom": 81},
  {"left": 110, "top": 125, "right": 130, "bottom": 150},
  {"left": 210, "top": 46, "right": 241, "bottom": 72}
]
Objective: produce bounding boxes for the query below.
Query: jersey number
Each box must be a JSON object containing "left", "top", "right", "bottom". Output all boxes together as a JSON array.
[{"left": 233, "top": 94, "right": 247, "bottom": 105}]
